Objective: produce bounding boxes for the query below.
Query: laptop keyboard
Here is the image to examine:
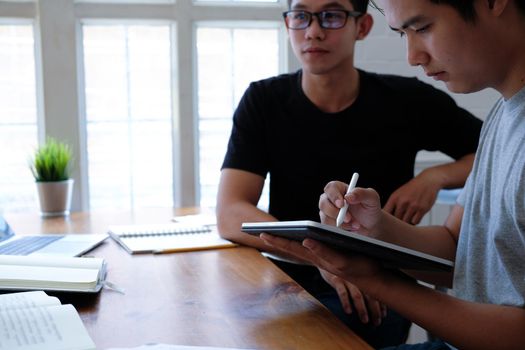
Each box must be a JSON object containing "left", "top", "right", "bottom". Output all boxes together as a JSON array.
[{"left": 0, "top": 236, "right": 62, "bottom": 255}]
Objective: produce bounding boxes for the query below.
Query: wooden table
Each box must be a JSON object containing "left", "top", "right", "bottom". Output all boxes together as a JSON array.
[{"left": 5, "top": 209, "right": 371, "bottom": 350}]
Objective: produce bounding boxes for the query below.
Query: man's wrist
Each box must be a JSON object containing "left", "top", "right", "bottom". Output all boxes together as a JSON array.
[
  {"left": 417, "top": 167, "right": 447, "bottom": 189},
  {"left": 359, "top": 268, "right": 413, "bottom": 302},
  {"left": 374, "top": 210, "right": 397, "bottom": 240}
]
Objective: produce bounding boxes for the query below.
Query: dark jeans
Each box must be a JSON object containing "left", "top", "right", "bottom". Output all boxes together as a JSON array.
[
  {"left": 270, "top": 259, "right": 412, "bottom": 349},
  {"left": 382, "top": 340, "right": 451, "bottom": 350}
]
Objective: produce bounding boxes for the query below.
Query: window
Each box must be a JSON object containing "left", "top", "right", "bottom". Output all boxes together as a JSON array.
[
  {"left": 0, "top": 24, "right": 38, "bottom": 212},
  {"left": 0, "top": 1, "right": 497, "bottom": 214},
  {"left": 82, "top": 24, "right": 173, "bottom": 209},
  {"left": 0, "top": 1, "right": 286, "bottom": 213},
  {"left": 196, "top": 24, "right": 280, "bottom": 208}
]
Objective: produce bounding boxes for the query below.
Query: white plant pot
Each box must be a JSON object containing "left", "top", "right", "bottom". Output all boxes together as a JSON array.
[{"left": 36, "top": 179, "right": 74, "bottom": 217}]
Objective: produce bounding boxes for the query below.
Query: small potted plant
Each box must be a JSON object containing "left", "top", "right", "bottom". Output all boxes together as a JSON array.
[{"left": 30, "top": 137, "right": 74, "bottom": 217}]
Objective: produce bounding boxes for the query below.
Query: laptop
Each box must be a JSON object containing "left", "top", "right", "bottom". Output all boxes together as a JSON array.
[{"left": 0, "top": 215, "right": 107, "bottom": 256}]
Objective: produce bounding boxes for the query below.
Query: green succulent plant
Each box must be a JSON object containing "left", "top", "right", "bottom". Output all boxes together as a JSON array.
[{"left": 30, "top": 137, "right": 73, "bottom": 182}]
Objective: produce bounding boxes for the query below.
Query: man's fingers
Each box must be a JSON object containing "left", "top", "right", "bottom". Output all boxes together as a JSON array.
[
  {"left": 322, "top": 181, "right": 348, "bottom": 208},
  {"left": 319, "top": 193, "right": 339, "bottom": 224},
  {"left": 365, "top": 295, "right": 383, "bottom": 326},
  {"left": 393, "top": 201, "right": 407, "bottom": 220},
  {"left": 348, "top": 284, "right": 368, "bottom": 324},
  {"left": 411, "top": 211, "right": 424, "bottom": 225},
  {"left": 402, "top": 206, "right": 418, "bottom": 224},
  {"left": 383, "top": 197, "right": 395, "bottom": 214},
  {"left": 334, "top": 283, "right": 352, "bottom": 314},
  {"left": 301, "top": 239, "right": 349, "bottom": 273},
  {"left": 259, "top": 234, "right": 349, "bottom": 273},
  {"left": 345, "top": 187, "right": 383, "bottom": 209},
  {"left": 260, "top": 233, "right": 318, "bottom": 263}
]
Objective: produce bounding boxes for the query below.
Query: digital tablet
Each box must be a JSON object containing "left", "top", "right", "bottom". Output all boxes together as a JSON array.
[{"left": 242, "top": 220, "right": 453, "bottom": 272}]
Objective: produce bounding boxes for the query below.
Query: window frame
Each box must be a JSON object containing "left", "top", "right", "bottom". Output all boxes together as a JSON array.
[
  {"left": 0, "top": 0, "right": 295, "bottom": 211},
  {"left": 194, "top": 19, "right": 287, "bottom": 206}
]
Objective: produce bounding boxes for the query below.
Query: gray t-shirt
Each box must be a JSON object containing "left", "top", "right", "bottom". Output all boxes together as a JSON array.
[{"left": 455, "top": 86, "right": 525, "bottom": 306}]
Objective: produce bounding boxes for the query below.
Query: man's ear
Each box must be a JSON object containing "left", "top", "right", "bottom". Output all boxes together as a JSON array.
[
  {"left": 356, "top": 13, "right": 374, "bottom": 40},
  {"left": 486, "top": 0, "right": 509, "bottom": 16}
]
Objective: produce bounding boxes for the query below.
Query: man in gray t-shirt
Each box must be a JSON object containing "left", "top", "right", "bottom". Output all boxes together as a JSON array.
[
  {"left": 455, "top": 89, "right": 525, "bottom": 307},
  {"left": 259, "top": 1, "right": 525, "bottom": 349}
]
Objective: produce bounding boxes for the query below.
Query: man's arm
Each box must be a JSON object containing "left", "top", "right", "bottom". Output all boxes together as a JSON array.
[
  {"left": 264, "top": 233, "right": 525, "bottom": 350},
  {"left": 363, "top": 261, "right": 525, "bottom": 350},
  {"left": 320, "top": 184, "right": 460, "bottom": 285},
  {"left": 384, "top": 153, "right": 475, "bottom": 224},
  {"left": 218, "top": 170, "right": 389, "bottom": 324},
  {"left": 216, "top": 168, "right": 310, "bottom": 262},
  {"left": 216, "top": 168, "right": 273, "bottom": 250},
  {"left": 261, "top": 189, "right": 525, "bottom": 349}
]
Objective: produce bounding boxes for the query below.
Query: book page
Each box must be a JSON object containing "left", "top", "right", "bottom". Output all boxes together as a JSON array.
[
  {"left": 0, "top": 291, "right": 59, "bottom": 311},
  {"left": 0, "top": 255, "right": 103, "bottom": 270},
  {"left": 0, "top": 264, "right": 99, "bottom": 290},
  {"left": 0, "top": 304, "right": 95, "bottom": 350}
]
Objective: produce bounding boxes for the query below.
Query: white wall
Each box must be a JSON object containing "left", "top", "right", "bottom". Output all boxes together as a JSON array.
[
  {"left": 355, "top": 10, "right": 500, "bottom": 122},
  {"left": 352, "top": 11, "right": 499, "bottom": 229},
  {"left": 288, "top": 9, "right": 499, "bottom": 166}
]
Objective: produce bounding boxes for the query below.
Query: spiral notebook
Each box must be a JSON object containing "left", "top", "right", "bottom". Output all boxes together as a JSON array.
[{"left": 108, "top": 223, "right": 237, "bottom": 254}]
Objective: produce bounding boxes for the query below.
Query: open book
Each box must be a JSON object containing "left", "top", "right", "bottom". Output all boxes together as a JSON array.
[
  {"left": 0, "top": 255, "right": 107, "bottom": 293},
  {"left": 0, "top": 291, "right": 95, "bottom": 350},
  {"left": 108, "top": 223, "right": 237, "bottom": 254},
  {"left": 242, "top": 220, "right": 454, "bottom": 272}
]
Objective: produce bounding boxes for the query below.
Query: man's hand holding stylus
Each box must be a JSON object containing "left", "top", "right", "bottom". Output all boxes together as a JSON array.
[
  {"left": 320, "top": 181, "right": 384, "bottom": 236},
  {"left": 262, "top": 180, "right": 389, "bottom": 325}
]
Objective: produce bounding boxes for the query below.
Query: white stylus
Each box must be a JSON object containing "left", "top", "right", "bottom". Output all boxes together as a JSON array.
[{"left": 336, "top": 172, "right": 359, "bottom": 227}]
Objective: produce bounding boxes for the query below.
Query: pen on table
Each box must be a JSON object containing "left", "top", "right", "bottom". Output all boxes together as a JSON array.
[
  {"left": 153, "top": 244, "right": 235, "bottom": 254},
  {"left": 152, "top": 249, "right": 203, "bottom": 254},
  {"left": 153, "top": 249, "right": 180, "bottom": 254},
  {"left": 336, "top": 172, "right": 359, "bottom": 227}
]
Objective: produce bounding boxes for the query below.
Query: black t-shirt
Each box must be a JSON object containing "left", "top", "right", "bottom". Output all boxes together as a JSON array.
[{"left": 222, "top": 70, "right": 482, "bottom": 222}]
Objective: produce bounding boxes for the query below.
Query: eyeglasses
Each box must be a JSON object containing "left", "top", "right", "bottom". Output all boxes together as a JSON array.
[{"left": 283, "top": 10, "right": 362, "bottom": 30}]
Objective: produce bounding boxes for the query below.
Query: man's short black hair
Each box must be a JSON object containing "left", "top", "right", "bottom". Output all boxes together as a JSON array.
[
  {"left": 429, "top": 0, "right": 477, "bottom": 21},
  {"left": 370, "top": 0, "right": 525, "bottom": 21},
  {"left": 287, "top": 0, "right": 370, "bottom": 14},
  {"left": 428, "top": 0, "right": 525, "bottom": 21},
  {"left": 370, "top": 1, "right": 478, "bottom": 21}
]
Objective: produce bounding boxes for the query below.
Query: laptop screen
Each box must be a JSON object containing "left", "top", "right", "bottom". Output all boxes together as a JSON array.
[{"left": 0, "top": 216, "right": 15, "bottom": 243}]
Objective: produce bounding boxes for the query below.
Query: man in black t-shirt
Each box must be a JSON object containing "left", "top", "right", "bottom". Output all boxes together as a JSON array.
[{"left": 216, "top": 0, "right": 482, "bottom": 348}]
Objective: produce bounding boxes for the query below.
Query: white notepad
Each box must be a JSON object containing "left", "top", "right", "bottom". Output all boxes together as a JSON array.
[{"left": 108, "top": 223, "right": 237, "bottom": 254}]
